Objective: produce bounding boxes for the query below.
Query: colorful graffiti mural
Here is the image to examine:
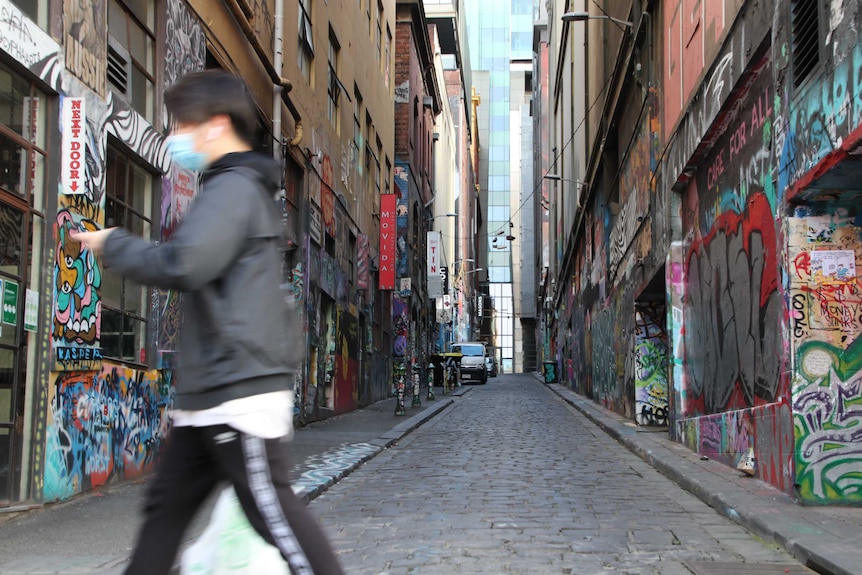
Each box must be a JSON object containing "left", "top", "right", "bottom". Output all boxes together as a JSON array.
[
  {"left": 634, "top": 302, "right": 669, "bottom": 426},
  {"left": 53, "top": 75, "right": 169, "bottom": 372},
  {"left": 335, "top": 310, "right": 359, "bottom": 412},
  {"left": 793, "top": 340, "right": 862, "bottom": 502},
  {"left": 611, "top": 111, "right": 656, "bottom": 281},
  {"left": 393, "top": 294, "right": 409, "bottom": 358},
  {"left": 675, "top": 404, "right": 793, "bottom": 491},
  {"left": 394, "top": 162, "right": 410, "bottom": 278},
  {"left": 684, "top": 190, "right": 782, "bottom": 414},
  {"left": 683, "top": 59, "right": 782, "bottom": 416},
  {"left": 778, "top": 44, "right": 862, "bottom": 199},
  {"left": 53, "top": 210, "right": 103, "bottom": 370},
  {"left": 589, "top": 284, "right": 636, "bottom": 418},
  {"left": 667, "top": 242, "right": 686, "bottom": 435},
  {"left": 152, "top": 0, "right": 205, "bottom": 364},
  {"left": 674, "top": 56, "right": 792, "bottom": 493},
  {"left": 44, "top": 367, "right": 174, "bottom": 501},
  {"left": 789, "top": 208, "right": 862, "bottom": 503}
]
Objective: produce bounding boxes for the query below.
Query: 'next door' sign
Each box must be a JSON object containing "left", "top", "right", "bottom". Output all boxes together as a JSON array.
[{"left": 61, "top": 97, "right": 86, "bottom": 195}]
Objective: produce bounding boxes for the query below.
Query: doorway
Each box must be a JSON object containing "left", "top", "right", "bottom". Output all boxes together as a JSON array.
[
  {"left": 0, "top": 61, "right": 48, "bottom": 504},
  {"left": 634, "top": 266, "right": 669, "bottom": 428}
]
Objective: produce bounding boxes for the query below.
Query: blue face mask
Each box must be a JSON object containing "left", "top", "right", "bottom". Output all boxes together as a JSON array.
[{"left": 166, "top": 132, "right": 208, "bottom": 172}]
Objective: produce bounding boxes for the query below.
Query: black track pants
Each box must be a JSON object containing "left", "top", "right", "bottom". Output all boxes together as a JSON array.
[{"left": 123, "top": 424, "right": 344, "bottom": 575}]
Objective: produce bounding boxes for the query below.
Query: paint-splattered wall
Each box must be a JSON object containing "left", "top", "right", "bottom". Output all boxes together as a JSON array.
[{"left": 788, "top": 206, "right": 862, "bottom": 503}]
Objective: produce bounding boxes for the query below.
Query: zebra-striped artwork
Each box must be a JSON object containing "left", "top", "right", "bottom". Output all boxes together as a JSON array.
[
  {"left": 0, "top": 0, "right": 63, "bottom": 91},
  {"left": 152, "top": 0, "right": 206, "bottom": 364}
]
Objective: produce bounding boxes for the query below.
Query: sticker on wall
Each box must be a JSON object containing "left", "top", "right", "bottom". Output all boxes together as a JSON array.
[
  {"left": 309, "top": 202, "right": 322, "bottom": 245},
  {"left": 3, "top": 279, "right": 18, "bottom": 326},
  {"left": 811, "top": 249, "right": 856, "bottom": 284},
  {"left": 24, "top": 288, "right": 38, "bottom": 332}
]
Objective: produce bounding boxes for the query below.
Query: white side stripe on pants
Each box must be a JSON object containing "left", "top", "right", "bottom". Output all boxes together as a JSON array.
[{"left": 242, "top": 434, "right": 313, "bottom": 575}]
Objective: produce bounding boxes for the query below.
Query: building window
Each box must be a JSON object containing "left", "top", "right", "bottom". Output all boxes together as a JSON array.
[
  {"left": 298, "top": 0, "right": 314, "bottom": 82},
  {"left": 364, "top": 112, "right": 373, "bottom": 192},
  {"left": 364, "top": 114, "right": 376, "bottom": 197},
  {"left": 364, "top": 145, "right": 373, "bottom": 194},
  {"left": 354, "top": 86, "right": 363, "bottom": 172},
  {"left": 375, "top": 1, "right": 382, "bottom": 65},
  {"left": 384, "top": 157, "right": 391, "bottom": 194},
  {"left": 375, "top": 137, "right": 382, "bottom": 196},
  {"left": 107, "top": 0, "right": 155, "bottom": 122},
  {"left": 102, "top": 144, "right": 152, "bottom": 364},
  {"left": 327, "top": 29, "right": 340, "bottom": 130},
  {"left": 791, "top": 0, "right": 820, "bottom": 89},
  {"left": 385, "top": 25, "right": 392, "bottom": 88}
]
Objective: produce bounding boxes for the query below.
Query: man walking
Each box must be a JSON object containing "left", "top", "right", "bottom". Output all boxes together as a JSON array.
[{"left": 72, "top": 70, "right": 344, "bottom": 575}]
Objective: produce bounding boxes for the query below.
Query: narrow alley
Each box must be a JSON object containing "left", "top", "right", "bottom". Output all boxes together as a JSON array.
[{"left": 314, "top": 375, "right": 805, "bottom": 574}]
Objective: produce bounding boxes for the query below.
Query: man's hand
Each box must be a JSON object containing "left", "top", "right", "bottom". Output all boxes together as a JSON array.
[{"left": 69, "top": 228, "right": 117, "bottom": 255}]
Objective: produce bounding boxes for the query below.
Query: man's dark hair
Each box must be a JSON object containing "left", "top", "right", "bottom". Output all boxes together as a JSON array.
[{"left": 164, "top": 70, "right": 258, "bottom": 145}]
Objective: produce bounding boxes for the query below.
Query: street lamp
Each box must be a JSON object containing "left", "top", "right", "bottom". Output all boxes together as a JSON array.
[
  {"left": 544, "top": 174, "right": 587, "bottom": 209},
  {"left": 544, "top": 174, "right": 587, "bottom": 187},
  {"left": 427, "top": 213, "right": 456, "bottom": 230},
  {"left": 561, "top": 11, "right": 633, "bottom": 30}
]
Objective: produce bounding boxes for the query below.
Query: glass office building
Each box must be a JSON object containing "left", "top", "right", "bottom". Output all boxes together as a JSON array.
[{"left": 466, "top": 0, "right": 533, "bottom": 373}]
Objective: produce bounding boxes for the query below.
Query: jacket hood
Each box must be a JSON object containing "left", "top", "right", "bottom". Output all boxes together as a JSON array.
[{"left": 203, "top": 151, "right": 281, "bottom": 192}]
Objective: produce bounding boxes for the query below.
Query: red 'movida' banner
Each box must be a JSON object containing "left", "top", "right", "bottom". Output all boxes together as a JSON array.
[{"left": 379, "top": 194, "right": 397, "bottom": 290}]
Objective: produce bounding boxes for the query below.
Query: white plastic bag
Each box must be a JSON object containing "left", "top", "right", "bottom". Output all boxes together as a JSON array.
[{"left": 180, "top": 487, "right": 290, "bottom": 575}]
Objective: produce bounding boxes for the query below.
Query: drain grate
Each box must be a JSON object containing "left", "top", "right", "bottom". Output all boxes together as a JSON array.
[{"left": 683, "top": 562, "right": 817, "bottom": 575}]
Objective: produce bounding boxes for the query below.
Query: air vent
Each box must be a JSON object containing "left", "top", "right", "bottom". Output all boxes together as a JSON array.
[
  {"left": 107, "top": 37, "right": 131, "bottom": 97},
  {"left": 791, "top": 0, "right": 819, "bottom": 88}
]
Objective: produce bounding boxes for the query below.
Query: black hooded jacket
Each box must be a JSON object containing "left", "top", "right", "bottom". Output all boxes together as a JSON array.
[{"left": 103, "top": 152, "right": 297, "bottom": 410}]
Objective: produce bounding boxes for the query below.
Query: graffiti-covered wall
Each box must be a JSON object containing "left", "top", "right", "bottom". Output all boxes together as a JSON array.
[
  {"left": 634, "top": 302, "right": 668, "bottom": 426},
  {"left": 681, "top": 56, "right": 783, "bottom": 414},
  {"left": 772, "top": 0, "right": 862, "bottom": 504},
  {"left": 38, "top": 0, "right": 201, "bottom": 501},
  {"left": 394, "top": 161, "right": 410, "bottom": 279},
  {"left": 676, "top": 53, "right": 793, "bottom": 493},
  {"left": 569, "top": 57, "right": 662, "bottom": 418},
  {"left": 788, "top": 207, "right": 862, "bottom": 504},
  {"left": 44, "top": 367, "right": 173, "bottom": 500},
  {"left": 777, "top": 43, "right": 862, "bottom": 199},
  {"left": 154, "top": 0, "right": 206, "bottom": 366}
]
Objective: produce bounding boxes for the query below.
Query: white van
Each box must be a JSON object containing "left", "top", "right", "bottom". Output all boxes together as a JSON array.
[{"left": 450, "top": 342, "right": 488, "bottom": 384}]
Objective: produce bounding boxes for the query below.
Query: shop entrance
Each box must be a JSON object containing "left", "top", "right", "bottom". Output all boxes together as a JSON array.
[{"left": 0, "top": 60, "right": 48, "bottom": 504}]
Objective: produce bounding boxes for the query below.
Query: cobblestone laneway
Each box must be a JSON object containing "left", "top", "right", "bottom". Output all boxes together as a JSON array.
[{"left": 311, "top": 375, "right": 802, "bottom": 574}]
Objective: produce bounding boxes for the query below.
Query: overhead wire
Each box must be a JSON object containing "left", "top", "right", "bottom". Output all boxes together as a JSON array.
[{"left": 483, "top": 62, "right": 621, "bottom": 239}]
